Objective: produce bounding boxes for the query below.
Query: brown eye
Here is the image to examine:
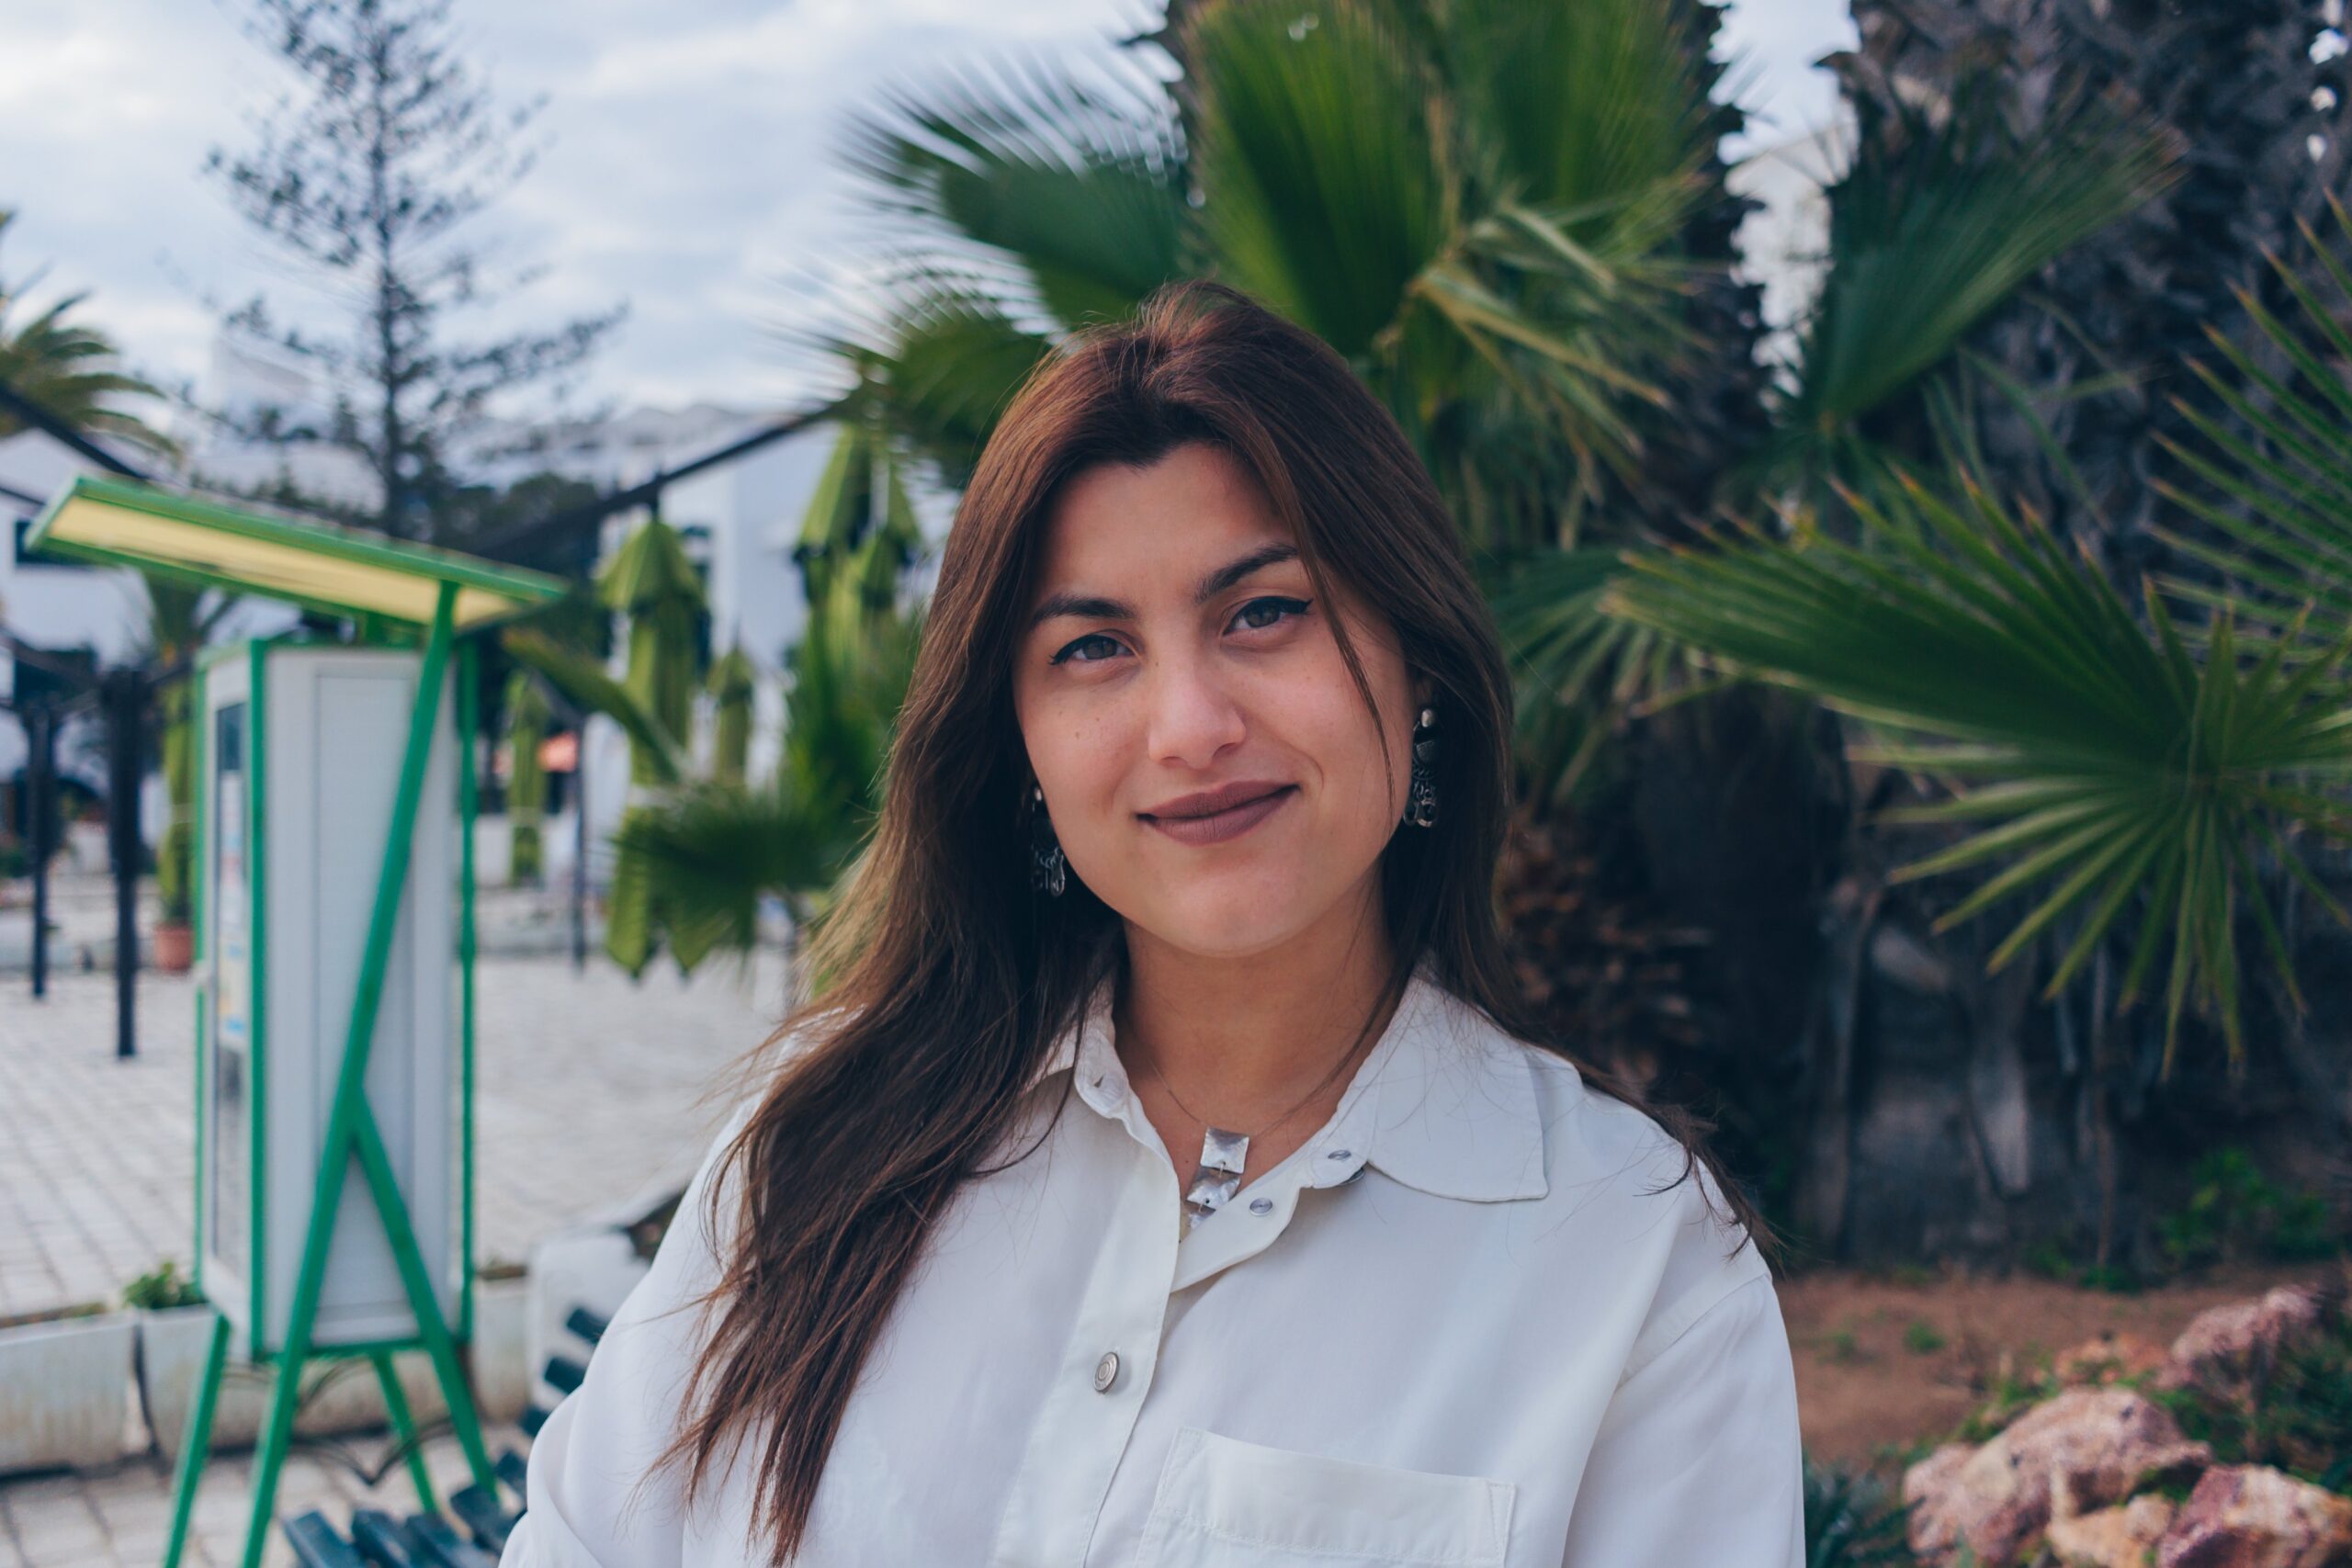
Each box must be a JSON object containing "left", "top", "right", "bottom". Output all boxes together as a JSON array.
[
  {"left": 1050, "top": 632, "right": 1125, "bottom": 666},
  {"left": 1231, "top": 596, "right": 1308, "bottom": 633}
]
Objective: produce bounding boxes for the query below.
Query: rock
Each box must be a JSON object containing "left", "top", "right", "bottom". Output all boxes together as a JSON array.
[
  {"left": 2155, "top": 1464, "right": 2352, "bottom": 1568},
  {"left": 1905, "top": 1442, "right": 1975, "bottom": 1510},
  {"left": 2056, "top": 1332, "right": 2171, "bottom": 1387},
  {"left": 2156, "top": 1286, "right": 2334, "bottom": 1394},
  {"left": 1903, "top": 1387, "right": 2211, "bottom": 1567},
  {"left": 2049, "top": 1495, "right": 2177, "bottom": 1566}
]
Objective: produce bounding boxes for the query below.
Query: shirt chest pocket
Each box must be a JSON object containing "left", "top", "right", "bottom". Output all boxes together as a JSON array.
[{"left": 1129, "top": 1426, "right": 1515, "bottom": 1568}]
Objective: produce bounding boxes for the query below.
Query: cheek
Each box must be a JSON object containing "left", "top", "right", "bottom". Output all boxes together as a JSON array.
[
  {"left": 1021, "top": 695, "right": 1125, "bottom": 808},
  {"left": 1287, "top": 684, "right": 1410, "bottom": 822}
]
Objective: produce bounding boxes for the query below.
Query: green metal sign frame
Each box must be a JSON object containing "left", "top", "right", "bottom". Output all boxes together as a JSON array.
[
  {"left": 27, "top": 473, "right": 567, "bottom": 629},
  {"left": 163, "top": 586, "right": 497, "bottom": 1568}
]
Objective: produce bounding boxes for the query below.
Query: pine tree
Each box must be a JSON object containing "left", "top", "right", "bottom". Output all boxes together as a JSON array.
[{"left": 205, "top": 0, "right": 627, "bottom": 541}]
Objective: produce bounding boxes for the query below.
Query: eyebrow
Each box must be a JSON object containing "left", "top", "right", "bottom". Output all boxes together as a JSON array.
[{"left": 1024, "top": 542, "right": 1302, "bottom": 635}]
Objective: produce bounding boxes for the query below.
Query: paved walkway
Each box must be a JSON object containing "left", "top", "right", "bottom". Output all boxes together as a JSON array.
[
  {"left": 2, "top": 952, "right": 790, "bottom": 1320},
  {"left": 1, "top": 948, "right": 792, "bottom": 1561},
  {"left": 1, "top": 1425, "right": 529, "bottom": 1568}
]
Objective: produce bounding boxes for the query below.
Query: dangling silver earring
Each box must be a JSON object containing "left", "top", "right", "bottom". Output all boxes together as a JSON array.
[
  {"left": 1403, "top": 705, "right": 1438, "bottom": 828},
  {"left": 1027, "top": 782, "right": 1068, "bottom": 896}
]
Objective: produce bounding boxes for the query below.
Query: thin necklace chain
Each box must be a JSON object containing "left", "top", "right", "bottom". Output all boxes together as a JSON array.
[{"left": 1129, "top": 1007, "right": 1382, "bottom": 1141}]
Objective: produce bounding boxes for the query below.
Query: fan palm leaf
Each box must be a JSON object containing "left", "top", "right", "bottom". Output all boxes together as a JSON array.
[
  {"left": 1602, "top": 466, "right": 2352, "bottom": 1069},
  {"left": 1765, "top": 81, "right": 2180, "bottom": 497},
  {"left": 2149, "top": 192, "right": 2352, "bottom": 653},
  {"left": 840, "top": 52, "right": 1190, "bottom": 330},
  {"left": 1484, "top": 545, "right": 1726, "bottom": 808}
]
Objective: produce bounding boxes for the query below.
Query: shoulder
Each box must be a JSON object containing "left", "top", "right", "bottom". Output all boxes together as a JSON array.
[{"left": 1499, "top": 1033, "right": 1775, "bottom": 1371}]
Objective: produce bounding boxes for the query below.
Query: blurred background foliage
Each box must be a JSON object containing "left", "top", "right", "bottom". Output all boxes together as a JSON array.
[{"left": 509, "top": 0, "right": 2352, "bottom": 1280}]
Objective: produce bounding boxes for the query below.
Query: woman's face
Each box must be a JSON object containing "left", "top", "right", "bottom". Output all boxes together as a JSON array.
[{"left": 1012, "top": 441, "right": 1430, "bottom": 961}]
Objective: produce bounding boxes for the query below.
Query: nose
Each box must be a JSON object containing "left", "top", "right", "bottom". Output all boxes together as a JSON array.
[{"left": 1145, "top": 649, "right": 1247, "bottom": 771}]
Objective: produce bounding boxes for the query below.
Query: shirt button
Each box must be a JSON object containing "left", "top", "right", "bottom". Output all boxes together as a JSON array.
[
  {"left": 1092, "top": 1351, "right": 1120, "bottom": 1393},
  {"left": 1328, "top": 1149, "right": 1351, "bottom": 1160},
  {"left": 1248, "top": 1196, "right": 1273, "bottom": 1214}
]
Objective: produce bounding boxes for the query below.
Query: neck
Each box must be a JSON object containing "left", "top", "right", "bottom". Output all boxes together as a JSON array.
[{"left": 1114, "top": 884, "right": 1399, "bottom": 1129}]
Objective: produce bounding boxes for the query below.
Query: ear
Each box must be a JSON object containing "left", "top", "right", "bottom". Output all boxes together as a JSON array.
[{"left": 1410, "top": 671, "right": 1435, "bottom": 715}]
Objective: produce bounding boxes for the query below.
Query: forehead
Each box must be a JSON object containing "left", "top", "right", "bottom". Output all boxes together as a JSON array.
[{"left": 1033, "top": 443, "right": 1292, "bottom": 586}]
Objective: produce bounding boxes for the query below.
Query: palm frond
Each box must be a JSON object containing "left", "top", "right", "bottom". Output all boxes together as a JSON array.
[
  {"left": 2148, "top": 191, "right": 2352, "bottom": 655},
  {"left": 613, "top": 784, "right": 837, "bottom": 976},
  {"left": 0, "top": 209, "right": 182, "bottom": 458},
  {"left": 789, "top": 272, "right": 1053, "bottom": 485},
  {"left": 1445, "top": 0, "right": 1719, "bottom": 212},
  {"left": 500, "top": 626, "right": 684, "bottom": 786},
  {"left": 1603, "top": 466, "right": 2352, "bottom": 1069},
  {"left": 839, "top": 50, "right": 1190, "bottom": 331},
  {"left": 1484, "top": 544, "right": 1718, "bottom": 807},
  {"left": 1187, "top": 0, "right": 1449, "bottom": 359},
  {"left": 1781, "top": 78, "right": 2180, "bottom": 476}
]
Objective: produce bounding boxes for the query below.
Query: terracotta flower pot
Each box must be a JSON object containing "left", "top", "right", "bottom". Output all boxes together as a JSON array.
[{"left": 153, "top": 920, "right": 194, "bottom": 974}]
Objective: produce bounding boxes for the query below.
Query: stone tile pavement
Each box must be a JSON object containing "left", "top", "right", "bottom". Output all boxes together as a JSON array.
[
  {"left": 2, "top": 952, "right": 791, "bottom": 1319},
  {"left": 0, "top": 1423, "right": 529, "bottom": 1568},
  {"left": 1, "top": 949, "right": 794, "bottom": 1560}
]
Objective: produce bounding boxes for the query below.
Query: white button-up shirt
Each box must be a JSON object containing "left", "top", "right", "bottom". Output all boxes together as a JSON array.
[{"left": 502, "top": 960, "right": 1807, "bottom": 1567}]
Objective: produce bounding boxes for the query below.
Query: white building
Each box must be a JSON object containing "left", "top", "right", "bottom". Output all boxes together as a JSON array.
[
  {"left": 1, "top": 328, "right": 856, "bottom": 883},
  {"left": 0, "top": 426, "right": 296, "bottom": 807}
]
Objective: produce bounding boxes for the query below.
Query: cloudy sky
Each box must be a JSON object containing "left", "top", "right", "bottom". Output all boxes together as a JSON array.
[{"left": 0, "top": 0, "right": 1856, "bottom": 424}]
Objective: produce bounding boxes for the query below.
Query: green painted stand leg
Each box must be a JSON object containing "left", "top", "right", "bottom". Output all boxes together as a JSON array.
[
  {"left": 160, "top": 1309, "right": 232, "bottom": 1568},
  {"left": 371, "top": 1351, "right": 438, "bottom": 1514},
  {"left": 231, "top": 588, "right": 496, "bottom": 1567},
  {"left": 349, "top": 1110, "right": 496, "bottom": 1483}
]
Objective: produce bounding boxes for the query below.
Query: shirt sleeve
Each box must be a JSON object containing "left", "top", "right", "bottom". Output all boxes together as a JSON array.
[
  {"left": 499, "top": 1102, "right": 753, "bottom": 1568},
  {"left": 1557, "top": 1268, "right": 1807, "bottom": 1568}
]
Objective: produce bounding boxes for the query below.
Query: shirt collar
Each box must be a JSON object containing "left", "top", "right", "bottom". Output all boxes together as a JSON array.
[{"left": 1026, "top": 953, "right": 1549, "bottom": 1204}]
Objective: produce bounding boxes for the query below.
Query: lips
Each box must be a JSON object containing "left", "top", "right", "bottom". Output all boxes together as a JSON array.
[{"left": 1141, "top": 784, "right": 1297, "bottom": 847}]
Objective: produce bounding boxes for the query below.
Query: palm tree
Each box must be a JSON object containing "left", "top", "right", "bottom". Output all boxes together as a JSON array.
[
  {"left": 800, "top": 6, "right": 2179, "bottom": 832},
  {"left": 610, "top": 417, "right": 928, "bottom": 980},
  {"left": 595, "top": 514, "right": 707, "bottom": 976},
  {"left": 707, "top": 647, "right": 756, "bottom": 786},
  {"left": 614, "top": 591, "right": 920, "bottom": 980},
  {"left": 137, "top": 581, "right": 241, "bottom": 960},
  {"left": 815, "top": 0, "right": 1736, "bottom": 555},
  {"left": 0, "top": 209, "right": 178, "bottom": 457},
  {"left": 503, "top": 670, "right": 551, "bottom": 886}
]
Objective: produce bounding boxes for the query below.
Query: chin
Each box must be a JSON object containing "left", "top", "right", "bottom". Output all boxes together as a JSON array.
[{"left": 1127, "top": 881, "right": 1317, "bottom": 959}]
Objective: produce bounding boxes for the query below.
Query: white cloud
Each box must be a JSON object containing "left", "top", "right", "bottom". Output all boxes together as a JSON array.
[{"left": 1, "top": 0, "right": 1852, "bottom": 436}]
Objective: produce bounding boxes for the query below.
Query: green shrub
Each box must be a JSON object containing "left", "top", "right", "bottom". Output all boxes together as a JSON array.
[
  {"left": 2158, "top": 1148, "right": 2345, "bottom": 1270},
  {"left": 1956, "top": 1354, "right": 2063, "bottom": 1445},
  {"left": 121, "top": 1258, "right": 205, "bottom": 1311},
  {"left": 1803, "top": 1454, "right": 1916, "bottom": 1566},
  {"left": 2149, "top": 1311, "right": 2352, "bottom": 1495}
]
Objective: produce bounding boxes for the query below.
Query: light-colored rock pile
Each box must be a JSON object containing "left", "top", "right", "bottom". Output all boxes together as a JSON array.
[{"left": 1900, "top": 1281, "right": 2352, "bottom": 1568}]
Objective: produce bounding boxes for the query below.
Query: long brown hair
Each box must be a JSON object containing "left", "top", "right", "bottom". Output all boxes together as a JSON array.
[{"left": 656, "top": 278, "right": 1776, "bottom": 1559}]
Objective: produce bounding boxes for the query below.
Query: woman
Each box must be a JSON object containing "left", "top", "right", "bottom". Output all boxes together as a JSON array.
[{"left": 503, "top": 280, "right": 1806, "bottom": 1567}]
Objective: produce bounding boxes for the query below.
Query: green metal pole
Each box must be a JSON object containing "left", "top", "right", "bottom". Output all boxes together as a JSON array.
[
  {"left": 239, "top": 588, "right": 458, "bottom": 1567},
  {"left": 371, "top": 1350, "right": 440, "bottom": 1514},
  {"left": 160, "top": 1309, "right": 231, "bottom": 1568},
  {"left": 349, "top": 1111, "right": 496, "bottom": 1486},
  {"left": 457, "top": 637, "right": 478, "bottom": 1346}
]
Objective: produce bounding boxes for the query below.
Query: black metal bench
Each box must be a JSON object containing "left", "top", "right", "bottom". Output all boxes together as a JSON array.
[{"left": 286, "top": 1296, "right": 611, "bottom": 1562}]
